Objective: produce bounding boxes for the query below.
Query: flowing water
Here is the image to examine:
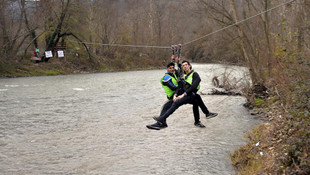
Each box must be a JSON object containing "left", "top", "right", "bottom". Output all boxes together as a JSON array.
[{"left": 0, "top": 64, "right": 261, "bottom": 175}]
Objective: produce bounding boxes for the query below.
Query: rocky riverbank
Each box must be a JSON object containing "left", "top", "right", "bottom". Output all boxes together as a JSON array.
[{"left": 230, "top": 82, "right": 310, "bottom": 174}]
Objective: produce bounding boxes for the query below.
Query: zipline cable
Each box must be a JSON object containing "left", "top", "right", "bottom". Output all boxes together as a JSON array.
[
  {"left": 68, "top": 40, "right": 170, "bottom": 49},
  {"left": 68, "top": 0, "right": 296, "bottom": 49},
  {"left": 183, "top": 0, "right": 296, "bottom": 46}
]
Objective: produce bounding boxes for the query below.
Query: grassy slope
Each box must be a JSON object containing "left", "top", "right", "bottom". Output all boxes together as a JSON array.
[{"left": 0, "top": 56, "right": 163, "bottom": 78}]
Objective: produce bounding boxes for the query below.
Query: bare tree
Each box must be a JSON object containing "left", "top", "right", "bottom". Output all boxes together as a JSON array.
[
  {"left": 21, "top": 0, "right": 38, "bottom": 48},
  {"left": 0, "top": 0, "right": 29, "bottom": 60},
  {"left": 296, "top": 0, "right": 310, "bottom": 55},
  {"left": 39, "top": 0, "right": 92, "bottom": 61},
  {"left": 229, "top": 0, "right": 258, "bottom": 83}
]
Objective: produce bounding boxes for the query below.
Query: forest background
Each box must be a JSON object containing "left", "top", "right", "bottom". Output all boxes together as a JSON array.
[{"left": 1, "top": 0, "right": 309, "bottom": 174}]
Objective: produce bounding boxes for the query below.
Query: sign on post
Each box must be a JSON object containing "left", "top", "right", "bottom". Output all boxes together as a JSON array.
[
  {"left": 45, "top": 51, "right": 53, "bottom": 58},
  {"left": 57, "top": 50, "right": 64, "bottom": 57}
]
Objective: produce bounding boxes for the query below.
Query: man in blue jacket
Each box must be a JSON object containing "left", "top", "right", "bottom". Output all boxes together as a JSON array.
[{"left": 146, "top": 62, "right": 178, "bottom": 130}]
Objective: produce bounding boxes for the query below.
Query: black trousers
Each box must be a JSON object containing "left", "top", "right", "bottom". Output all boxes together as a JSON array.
[
  {"left": 157, "top": 94, "right": 209, "bottom": 123},
  {"left": 160, "top": 100, "right": 174, "bottom": 116}
]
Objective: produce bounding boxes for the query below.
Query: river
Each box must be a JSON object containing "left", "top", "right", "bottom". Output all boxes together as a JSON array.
[{"left": 0, "top": 64, "right": 260, "bottom": 175}]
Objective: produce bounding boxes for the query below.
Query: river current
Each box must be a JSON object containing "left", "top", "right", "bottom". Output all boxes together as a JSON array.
[{"left": 0, "top": 64, "right": 260, "bottom": 174}]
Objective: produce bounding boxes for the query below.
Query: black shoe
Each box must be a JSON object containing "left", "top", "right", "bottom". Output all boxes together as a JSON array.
[
  {"left": 206, "top": 112, "right": 218, "bottom": 119},
  {"left": 194, "top": 121, "right": 206, "bottom": 128},
  {"left": 146, "top": 122, "right": 168, "bottom": 130},
  {"left": 152, "top": 116, "right": 167, "bottom": 126}
]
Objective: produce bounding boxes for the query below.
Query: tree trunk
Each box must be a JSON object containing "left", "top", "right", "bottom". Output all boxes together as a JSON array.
[
  {"left": 46, "top": 0, "right": 70, "bottom": 51},
  {"left": 262, "top": 0, "right": 272, "bottom": 78},
  {"left": 21, "top": 0, "right": 38, "bottom": 48},
  {"left": 0, "top": 0, "right": 24, "bottom": 59},
  {"left": 297, "top": 0, "right": 310, "bottom": 55},
  {"left": 0, "top": 1, "right": 10, "bottom": 58},
  {"left": 230, "top": 0, "right": 258, "bottom": 84},
  {"left": 148, "top": 0, "right": 155, "bottom": 46}
]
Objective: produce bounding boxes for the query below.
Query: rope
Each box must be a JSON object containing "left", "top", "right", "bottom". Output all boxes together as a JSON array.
[
  {"left": 67, "top": 0, "right": 295, "bottom": 49},
  {"left": 67, "top": 40, "right": 170, "bottom": 49}
]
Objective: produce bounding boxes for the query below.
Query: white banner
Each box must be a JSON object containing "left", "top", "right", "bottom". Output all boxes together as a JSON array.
[
  {"left": 57, "top": 50, "right": 64, "bottom": 57},
  {"left": 45, "top": 51, "right": 53, "bottom": 58}
]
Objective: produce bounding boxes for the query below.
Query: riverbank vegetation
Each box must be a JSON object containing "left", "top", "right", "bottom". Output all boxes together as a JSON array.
[
  {"left": 197, "top": 0, "right": 309, "bottom": 174},
  {"left": 0, "top": 54, "right": 162, "bottom": 77},
  {"left": 1, "top": 0, "right": 309, "bottom": 173},
  {"left": 230, "top": 48, "right": 309, "bottom": 174}
]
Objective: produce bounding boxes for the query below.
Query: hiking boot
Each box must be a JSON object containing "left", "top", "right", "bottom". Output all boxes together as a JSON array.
[
  {"left": 194, "top": 121, "right": 206, "bottom": 128},
  {"left": 153, "top": 116, "right": 167, "bottom": 126},
  {"left": 206, "top": 112, "right": 218, "bottom": 119},
  {"left": 146, "top": 122, "right": 168, "bottom": 130}
]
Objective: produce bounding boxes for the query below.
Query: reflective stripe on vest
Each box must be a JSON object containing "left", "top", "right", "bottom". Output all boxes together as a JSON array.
[
  {"left": 161, "top": 73, "right": 178, "bottom": 98},
  {"left": 184, "top": 72, "right": 200, "bottom": 90}
]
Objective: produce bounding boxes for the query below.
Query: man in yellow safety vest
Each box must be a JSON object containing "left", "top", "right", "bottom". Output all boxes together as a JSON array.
[{"left": 148, "top": 60, "right": 218, "bottom": 130}]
